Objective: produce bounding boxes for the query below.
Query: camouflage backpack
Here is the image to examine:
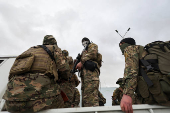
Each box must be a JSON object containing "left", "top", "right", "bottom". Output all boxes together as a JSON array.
[{"left": 137, "top": 41, "right": 170, "bottom": 105}]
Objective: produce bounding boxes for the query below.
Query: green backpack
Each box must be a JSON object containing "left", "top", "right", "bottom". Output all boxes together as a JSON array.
[
  {"left": 138, "top": 41, "right": 170, "bottom": 105},
  {"left": 144, "top": 41, "right": 170, "bottom": 75}
]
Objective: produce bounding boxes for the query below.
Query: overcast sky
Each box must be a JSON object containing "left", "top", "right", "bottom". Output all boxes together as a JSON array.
[{"left": 0, "top": 0, "right": 170, "bottom": 87}]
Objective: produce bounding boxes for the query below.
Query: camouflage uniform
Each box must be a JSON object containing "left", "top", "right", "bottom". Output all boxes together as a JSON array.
[
  {"left": 80, "top": 43, "right": 100, "bottom": 107},
  {"left": 98, "top": 91, "right": 106, "bottom": 106},
  {"left": 3, "top": 35, "right": 70, "bottom": 113},
  {"left": 60, "top": 81, "right": 75, "bottom": 108},
  {"left": 112, "top": 78, "right": 124, "bottom": 105},
  {"left": 112, "top": 87, "right": 123, "bottom": 105},
  {"left": 72, "top": 88, "right": 80, "bottom": 107},
  {"left": 70, "top": 74, "right": 80, "bottom": 107},
  {"left": 123, "top": 45, "right": 148, "bottom": 104},
  {"left": 60, "top": 50, "right": 80, "bottom": 108}
]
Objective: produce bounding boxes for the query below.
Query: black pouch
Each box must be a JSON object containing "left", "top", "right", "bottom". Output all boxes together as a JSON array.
[{"left": 84, "top": 60, "right": 97, "bottom": 72}]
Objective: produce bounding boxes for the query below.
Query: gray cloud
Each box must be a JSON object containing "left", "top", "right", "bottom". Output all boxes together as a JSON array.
[{"left": 1, "top": 0, "right": 170, "bottom": 87}]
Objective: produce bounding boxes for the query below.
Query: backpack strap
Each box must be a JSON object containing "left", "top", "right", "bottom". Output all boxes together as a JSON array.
[
  {"left": 139, "top": 59, "right": 154, "bottom": 87},
  {"left": 140, "top": 59, "right": 154, "bottom": 71},
  {"left": 140, "top": 68, "right": 153, "bottom": 87},
  {"left": 39, "top": 45, "right": 55, "bottom": 61}
]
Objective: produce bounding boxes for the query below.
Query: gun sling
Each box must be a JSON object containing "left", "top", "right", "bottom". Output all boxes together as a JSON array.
[{"left": 39, "top": 45, "right": 55, "bottom": 61}]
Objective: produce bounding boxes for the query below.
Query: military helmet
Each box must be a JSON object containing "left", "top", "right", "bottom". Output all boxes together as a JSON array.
[
  {"left": 62, "top": 50, "right": 69, "bottom": 57},
  {"left": 43, "top": 35, "right": 57, "bottom": 45},
  {"left": 116, "top": 78, "right": 123, "bottom": 84}
]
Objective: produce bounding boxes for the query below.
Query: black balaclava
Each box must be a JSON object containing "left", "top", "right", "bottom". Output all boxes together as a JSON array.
[
  {"left": 119, "top": 37, "right": 136, "bottom": 54},
  {"left": 82, "top": 37, "right": 91, "bottom": 47}
]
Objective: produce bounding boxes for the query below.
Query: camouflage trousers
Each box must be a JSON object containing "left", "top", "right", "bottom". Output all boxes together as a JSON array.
[
  {"left": 81, "top": 68, "right": 99, "bottom": 107},
  {"left": 5, "top": 94, "right": 64, "bottom": 113},
  {"left": 60, "top": 82, "right": 74, "bottom": 108}
]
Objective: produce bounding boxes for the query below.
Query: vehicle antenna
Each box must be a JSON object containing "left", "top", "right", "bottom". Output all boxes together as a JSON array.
[
  {"left": 115, "top": 28, "right": 131, "bottom": 39},
  {"left": 115, "top": 30, "right": 123, "bottom": 38},
  {"left": 123, "top": 28, "right": 130, "bottom": 38}
]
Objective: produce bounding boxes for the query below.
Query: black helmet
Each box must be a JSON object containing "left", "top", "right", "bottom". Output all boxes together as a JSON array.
[
  {"left": 120, "top": 37, "right": 136, "bottom": 45},
  {"left": 82, "top": 37, "right": 90, "bottom": 43}
]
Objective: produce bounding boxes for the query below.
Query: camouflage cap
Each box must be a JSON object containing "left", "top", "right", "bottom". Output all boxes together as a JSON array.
[
  {"left": 43, "top": 35, "right": 57, "bottom": 45},
  {"left": 62, "top": 50, "right": 69, "bottom": 57},
  {"left": 116, "top": 78, "right": 123, "bottom": 84}
]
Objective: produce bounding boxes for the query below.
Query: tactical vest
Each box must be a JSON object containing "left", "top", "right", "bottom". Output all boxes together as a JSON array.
[
  {"left": 137, "top": 41, "right": 170, "bottom": 106},
  {"left": 10, "top": 45, "right": 58, "bottom": 81},
  {"left": 82, "top": 43, "right": 101, "bottom": 74}
]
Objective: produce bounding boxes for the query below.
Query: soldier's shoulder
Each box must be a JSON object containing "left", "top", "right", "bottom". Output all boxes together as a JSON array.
[
  {"left": 88, "top": 43, "right": 98, "bottom": 49},
  {"left": 124, "top": 45, "right": 141, "bottom": 54}
]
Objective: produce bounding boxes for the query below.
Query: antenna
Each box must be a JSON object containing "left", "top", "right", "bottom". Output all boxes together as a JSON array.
[
  {"left": 123, "top": 28, "right": 130, "bottom": 38},
  {"left": 115, "top": 28, "right": 131, "bottom": 39},
  {"left": 115, "top": 30, "right": 123, "bottom": 38}
]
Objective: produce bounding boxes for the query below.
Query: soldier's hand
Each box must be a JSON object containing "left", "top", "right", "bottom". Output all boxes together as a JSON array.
[
  {"left": 76, "top": 62, "right": 83, "bottom": 70},
  {"left": 120, "top": 94, "right": 133, "bottom": 113}
]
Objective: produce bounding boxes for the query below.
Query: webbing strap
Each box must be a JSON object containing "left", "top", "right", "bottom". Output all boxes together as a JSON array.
[
  {"left": 140, "top": 59, "right": 154, "bottom": 71},
  {"left": 39, "top": 45, "right": 55, "bottom": 61},
  {"left": 140, "top": 68, "right": 153, "bottom": 87}
]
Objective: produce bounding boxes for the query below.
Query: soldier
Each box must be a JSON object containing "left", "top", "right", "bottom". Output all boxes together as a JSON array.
[
  {"left": 98, "top": 91, "right": 106, "bottom": 106},
  {"left": 112, "top": 78, "right": 124, "bottom": 105},
  {"left": 76, "top": 37, "right": 100, "bottom": 107},
  {"left": 119, "top": 38, "right": 157, "bottom": 113},
  {"left": 119, "top": 38, "right": 143, "bottom": 113},
  {"left": 3, "top": 35, "right": 70, "bottom": 112},
  {"left": 59, "top": 50, "right": 74, "bottom": 108},
  {"left": 62, "top": 50, "right": 74, "bottom": 70},
  {"left": 60, "top": 50, "right": 80, "bottom": 108}
]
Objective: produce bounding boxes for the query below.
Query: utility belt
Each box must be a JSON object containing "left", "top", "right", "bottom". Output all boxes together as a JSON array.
[{"left": 83, "top": 60, "right": 100, "bottom": 74}]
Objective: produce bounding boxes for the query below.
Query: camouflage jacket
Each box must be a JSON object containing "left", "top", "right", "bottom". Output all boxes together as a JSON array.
[
  {"left": 3, "top": 45, "right": 70, "bottom": 101},
  {"left": 123, "top": 45, "right": 146, "bottom": 98},
  {"left": 72, "top": 88, "right": 80, "bottom": 107},
  {"left": 81, "top": 43, "right": 99, "bottom": 66},
  {"left": 60, "top": 81, "right": 75, "bottom": 105}
]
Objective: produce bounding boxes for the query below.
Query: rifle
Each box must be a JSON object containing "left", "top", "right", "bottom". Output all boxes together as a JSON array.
[
  {"left": 69, "top": 42, "right": 90, "bottom": 79},
  {"left": 70, "top": 53, "right": 82, "bottom": 74}
]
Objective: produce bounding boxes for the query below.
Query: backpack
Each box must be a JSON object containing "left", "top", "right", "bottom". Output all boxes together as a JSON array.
[
  {"left": 137, "top": 41, "right": 170, "bottom": 105},
  {"left": 144, "top": 41, "right": 170, "bottom": 75},
  {"left": 9, "top": 45, "right": 59, "bottom": 81}
]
